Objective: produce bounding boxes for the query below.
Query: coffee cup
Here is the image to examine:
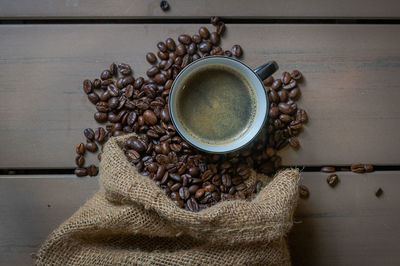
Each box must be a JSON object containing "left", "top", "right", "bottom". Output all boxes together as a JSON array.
[{"left": 169, "top": 56, "right": 278, "bottom": 153}]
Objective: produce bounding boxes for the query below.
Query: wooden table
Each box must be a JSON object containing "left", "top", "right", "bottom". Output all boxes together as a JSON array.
[{"left": 1, "top": 1, "right": 400, "bottom": 265}]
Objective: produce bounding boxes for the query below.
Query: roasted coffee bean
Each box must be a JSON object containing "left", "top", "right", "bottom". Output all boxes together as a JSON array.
[
  {"left": 281, "top": 72, "right": 291, "bottom": 85},
  {"left": 126, "top": 149, "right": 141, "bottom": 162},
  {"left": 231, "top": 45, "right": 243, "bottom": 58},
  {"left": 199, "top": 41, "right": 212, "bottom": 53},
  {"left": 375, "top": 187, "right": 383, "bottom": 197},
  {"left": 186, "top": 197, "right": 199, "bottom": 212},
  {"left": 92, "top": 78, "right": 101, "bottom": 89},
  {"left": 87, "top": 165, "right": 98, "bottom": 177},
  {"left": 279, "top": 114, "right": 293, "bottom": 123},
  {"left": 86, "top": 141, "right": 98, "bottom": 152},
  {"left": 108, "top": 97, "right": 119, "bottom": 109},
  {"left": 109, "top": 62, "right": 118, "bottom": 75},
  {"left": 263, "top": 76, "right": 274, "bottom": 86},
  {"left": 224, "top": 50, "right": 232, "bottom": 57},
  {"left": 171, "top": 183, "right": 181, "bottom": 192},
  {"left": 195, "top": 188, "right": 205, "bottom": 199},
  {"left": 76, "top": 143, "right": 85, "bottom": 155},
  {"left": 282, "top": 79, "right": 296, "bottom": 91},
  {"left": 143, "top": 110, "right": 158, "bottom": 125},
  {"left": 198, "top": 27, "right": 210, "bottom": 39},
  {"left": 269, "top": 106, "right": 279, "bottom": 118},
  {"left": 134, "top": 77, "right": 144, "bottom": 89},
  {"left": 169, "top": 173, "right": 181, "bottom": 182},
  {"left": 178, "top": 34, "right": 192, "bottom": 45},
  {"left": 157, "top": 51, "right": 169, "bottom": 60},
  {"left": 87, "top": 92, "right": 100, "bottom": 104},
  {"left": 269, "top": 89, "right": 279, "bottom": 103},
  {"left": 299, "top": 184, "right": 309, "bottom": 198},
  {"left": 118, "top": 63, "right": 132, "bottom": 75},
  {"left": 288, "top": 137, "right": 300, "bottom": 149},
  {"left": 160, "top": 0, "right": 169, "bottom": 11},
  {"left": 94, "top": 112, "right": 108, "bottom": 123},
  {"left": 165, "top": 38, "right": 176, "bottom": 51},
  {"left": 209, "top": 32, "right": 220, "bottom": 45},
  {"left": 291, "top": 70, "right": 303, "bottom": 80},
  {"left": 321, "top": 166, "right": 336, "bottom": 173},
  {"left": 216, "top": 21, "right": 225, "bottom": 35},
  {"left": 75, "top": 168, "right": 88, "bottom": 177},
  {"left": 127, "top": 137, "right": 147, "bottom": 152},
  {"left": 327, "top": 174, "right": 339, "bottom": 187},
  {"left": 210, "top": 16, "right": 220, "bottom": 25},
  {"left": 272, "top": 79, "right": 282, "bottom": 90},
  {"left": 83, "top": 79, "right": 92, "bottom": 94},
  {"left": 364, "top": 164, "right": 374, "bottom": 172},
  {"left": 278, "top": 103, "right": 293, "bottom": 114},
  {"left": 99, "top": 90, "right": 111, "bottom": 102},
  {"left": 96, "top": 102, "right": 110, "bottom": 113},
  {"left": 75, "top": 155, "right": 85, "bottom": 167},
  {"left": 191, "top": 34, "right": 202, "bottom": 44},
  {"left": 278, "top": 90, "right": 288, "bottom": 102},
  {"left": 95, "top": 127, "right": 106, "bottom": 143},
  {"left": 181, "top": 54, "right": 191, "bottom": 68},
  {"left": 187, "top": 42, "right": 197, "bottom": 55},
  {"left": 296, "top": 109, "right": 308, "bottom": 123},
  {"left": 154, "top": 73, "right": 167, "bottom": 85},
  {"left": 179, "top": 187, "right": 190, "bottom": 200},
  {"left": 176, "top": 44, "right": 187, "bottom": 56},
  {"left": 351, "top": 164, "right": 366, "bottom": 173},
  {"left": 84, "top": 128, "right": 95, "bottom": 141},
  {"left": 210, "top": 46, "right": 223, "bottom": 56},
  {"left": 157, "top": 41, "right": 167, "bottom": 52},
  {"left": 146, "top": 66, "right": 160, "bottom": 77},
  {"left": 100, "top": 70, "right": 112, "bottom": 80},
  {"left": 288, "top": 87, "right": 301, "bottom": 100}
]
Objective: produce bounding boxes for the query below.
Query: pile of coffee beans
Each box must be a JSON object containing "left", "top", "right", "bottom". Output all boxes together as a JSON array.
[{"left": 74, "top": 17, "right": 309, "bottom": 211}]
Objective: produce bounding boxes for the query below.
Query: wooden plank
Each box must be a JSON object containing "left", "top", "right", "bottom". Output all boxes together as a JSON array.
[
  {"left": 0, "top": 176, "right": 99, "bottom": 266},
  {"left": 0, "top": 172, "right": 399, "bottom": 265},
  {"left": 1, "top": 24, "right": 400, "bottom": 168},
  {"left": 1, "top": 0, "right": 400, "bottom": 19}
]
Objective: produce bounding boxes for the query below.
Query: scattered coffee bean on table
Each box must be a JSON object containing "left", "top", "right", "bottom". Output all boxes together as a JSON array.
[
  {"left": 73, "top": 17, "right": 309, "bottom": 211},
  {"left": 327, "top": 174, "right": 339, "bottom": 187},
  {"left": 299, "top": 185, "right": 310, "bottom": 199},
  {"left": 160, "top": 0, "right": 169, "bottom": 11},
  {"left": 351, "top": 163, "right": 374, "bottom": 173},
  {"left": 321, "top": 166, "right": 335, "bottom": 173},
  {"left": 375, "top": 187, "right": 383, "bottom": 197}
]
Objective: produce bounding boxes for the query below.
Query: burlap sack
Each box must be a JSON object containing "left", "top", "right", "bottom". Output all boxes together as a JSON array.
[{"left": 36, "top": 133, "right": 300, "bottom": 265}]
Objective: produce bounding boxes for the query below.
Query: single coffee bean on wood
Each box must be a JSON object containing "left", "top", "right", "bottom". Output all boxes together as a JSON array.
[
  {"left": 321, "top": 166, "right": 335, "bottom": 173},
  {"left": 327, "top": 174, "right": 339, "bottom": 187},
  {"left": 299, "top": 185, "right": 309, "bottom": 198},
  {"left": 375, "top": 187, "right": 383, "bottom": 197}
]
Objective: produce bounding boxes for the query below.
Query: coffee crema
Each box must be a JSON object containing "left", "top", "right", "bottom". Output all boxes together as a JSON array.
[{"left": 175, "top": 64, "right": 257, "bottom": 146}]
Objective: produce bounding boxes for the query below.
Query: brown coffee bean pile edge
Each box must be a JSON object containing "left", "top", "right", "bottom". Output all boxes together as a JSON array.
[{"left": 74, "top": 17, "right": 309, "bottom": 211}]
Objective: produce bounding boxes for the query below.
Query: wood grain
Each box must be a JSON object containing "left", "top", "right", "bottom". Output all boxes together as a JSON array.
[
  {"left": 0, "top": 0, "right": 399, "bottom": 19},
  {"left": 0, "top": 172, "right": 399, "bottom": 265},
  {"left": 1, "top": 24, "right": 400, "bottom": 168}
]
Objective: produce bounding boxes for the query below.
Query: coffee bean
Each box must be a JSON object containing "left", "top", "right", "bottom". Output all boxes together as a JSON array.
[
  {"left": 288, "top": 137, "right": 300, "bottom": 149},
  {"left": 278, "top": 90, "right": 288, "bottom": 102},
  {"left": 191, "top": 34, "right": 202, "bottom": 44},
  {"left": 195, "top": 188, "right": 205, "bottom": 199},
  {"left": 364, "top": 164, "right": 374, "bottom": 172},
  {"left": 288, "top": 87, "right": 301, "bottom": 100},
  {"left": 127, "top": 136, "right": 146, "bottom": 152},
  {"left": 96, "top": 102, "right": 110, "bottom": 113},
  {"left": 94, "top": 127, "right": 106, "bottom": 143},
  {"left": 282, "top": 72, "right": 291, "bottom": 85},
  {"left": 375, "top": 187, "right": 383, "bottom": 197},
  {"left": 92, "top": 79, "right": 101, "bottom": 89},
  {"left": 143, "top": 110, "right": 158, "bottom": 125},
  {"left": 84, "top": 128, "right": 95, "bottom": 140},
  {"left": 199, "top": 41, "right": 212, "bottom": 53},
  {"left": 100, "top": 70, "right": 112, "bottom": 80},
  {"left": 83, "top": 79, "right": 92, "bottom": 94},
  {"left": 296, "top": 109, "right": 308, "bottom": 123},
  {"left": 279, "top": 114, "right": 292, "bottom": 123},
  {"left": 216, "top": 21, "right": 225, "bottom": 35},
  {"left": 299, "top": 184, "right": 309, "bottom": 198},
  {"left": 108, "top": 97, "right": 119, "bottom": 109},
  {"left": 272, "top": 79, "right": 282, "bottom": 90},
  {"left": 179, "top": 187, "right": 190, "bottom": 200},
  {"left": 169, "top": 173, "right": 181, "bottom": 183},
  {"left": 76, "top": 143, "right": 85, "bottom": 155},
  {"left": 157, "top": 41, "right": 167, "bottom": 52},
  {"left": 86, "top": 141, "right": 98, "bottom": 152},
  {"left": 75, "top": 155, "right": 85, "bottom": 167},
  {"left": 126, "top": 149, "right": 141, "bottom": 162},
  {"left": 94, "top": 112, "right": 108, "bottom": 123},
  {"left": 157, "top": 51, "right": 169, "bottom": 61},
  {"left": 176, "top": 44, "right": 187, "bottom": 56},
  {"left": 224, "top": 50, "right": 232, "bottom": 57},
  {"left": 198, "top": 27, "right": 210, "bottom": 39},
  {"left": 146, "top": 66, "right": 160, "bottom": 77},
  {"left": 283, "top": 80, "right": 297, "bottom": 90},
  {"left": 87, "top": 165, "right": 98, "bottom": 177},
  {"left": 87, "top": 92, "right": 100, "bottom": 104},
  {"left": 118, "top": 63, "right": 132, "bottom": 76},
  {"left": 178, "top": 34, "right": 192, "bottom": 45},
  {"left": 269, "top": 89, "right": 279, "bottom": 103},
  {"left": 209, "top": 32, "right": 220, "bottom": 45},
  {"left": 278, "top": 103, "right": 293, "bottom": 114},
  {"left": 231, "top": 45, "right": 243, "bottom": 58},
  {"left": 291, "top": 70, "right": 303, "bottom": 80},
  {"left": 351, "top": 163, "right": 366, "bottom": 173},
  {"left": 210, "top": 46, "right": 223, "bottom": 56},
  {"left": 327, "top": 174, "right": 339, "bottom": 187},
  {"left": 186, "top": 197, "right": 199, "bottom": 212},
  {"left": 181, "top": 54, "right": 191, "bottom": 68},
  {"left": 75, "top": 168, "right": 88, "bottom": 177},
  {"left": 160, "top": 0, "right": 169, "bottom": 11},
  {"left": 321, "top": 166, "right": 335, "bottom": 173},
  {"left": 187, "top": 43, "right": 197, "bottom": 55},
  {"left": 210, "top": 16, "right": 220, "bottom": 25},
  {"left": 154, "top": 73, "right": 167, "bottom": 85}
]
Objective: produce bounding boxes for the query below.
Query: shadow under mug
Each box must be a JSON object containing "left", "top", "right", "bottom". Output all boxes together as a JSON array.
[{"left": 169, "top": 56, "right": 278, "bottom": 153}]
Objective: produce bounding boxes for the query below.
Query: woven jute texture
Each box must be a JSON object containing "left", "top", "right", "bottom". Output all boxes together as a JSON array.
[{"left": 36, "top": 133, "right": 300, "bottom": 265}]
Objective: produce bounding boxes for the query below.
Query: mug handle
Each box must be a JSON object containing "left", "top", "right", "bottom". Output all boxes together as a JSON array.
[{"left": 254, "top": 61, "right": 279, "bottom": 81}]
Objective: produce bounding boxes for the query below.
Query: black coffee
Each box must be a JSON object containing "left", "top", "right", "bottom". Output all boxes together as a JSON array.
[{"left": 176, "top": 64, "right": 257, "bottom": 145}]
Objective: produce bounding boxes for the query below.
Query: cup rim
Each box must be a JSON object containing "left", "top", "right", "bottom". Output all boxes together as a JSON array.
[{"left": 169, "top": 56, "right": 269, "bottom": 154}]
